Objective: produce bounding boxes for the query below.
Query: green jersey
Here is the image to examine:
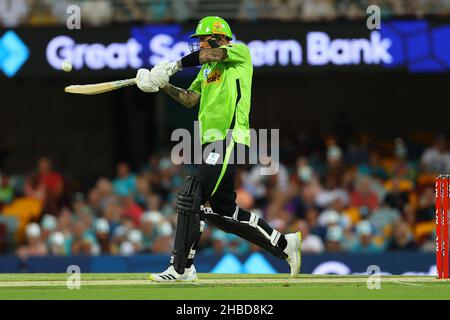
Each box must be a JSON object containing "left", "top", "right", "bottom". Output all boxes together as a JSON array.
[{"left": 188, "top": 43, "right": 253, "bottom": 146}]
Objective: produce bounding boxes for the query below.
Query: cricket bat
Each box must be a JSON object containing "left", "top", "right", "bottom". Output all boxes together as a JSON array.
[{"left": 64, "top": 78, "right": 137, "bottom": 95}]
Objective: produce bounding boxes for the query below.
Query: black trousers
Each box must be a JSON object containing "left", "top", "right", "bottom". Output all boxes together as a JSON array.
[{"left": 193, "top": 139, "right": 248, "bottom": 216}]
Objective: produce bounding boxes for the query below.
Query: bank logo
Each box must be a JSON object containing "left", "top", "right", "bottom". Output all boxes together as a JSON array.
[
  {"left": 0, "top": 31, "right": 29, "bottom": 77},
  {"left": 381, "top": 20, "right": 450, "bottom": 73}
]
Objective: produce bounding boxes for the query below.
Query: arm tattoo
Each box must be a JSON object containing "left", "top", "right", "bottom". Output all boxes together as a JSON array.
[
  {"left": 199, "top": 48, "right": 228, "bottom": 64},
  {"left": 162, "top": 84, "right": 200, "bottom": 108}
]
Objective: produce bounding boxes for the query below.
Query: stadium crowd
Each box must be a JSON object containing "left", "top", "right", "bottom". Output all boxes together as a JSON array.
[
  {"left": 1, "top": 0, "right": 450, "bottom": 28},
  {"left": 0, "top": 130, "right": 447, "bottom": 259}
]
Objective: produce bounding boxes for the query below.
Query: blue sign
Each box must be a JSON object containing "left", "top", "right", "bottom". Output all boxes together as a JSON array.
[
  {"left": 1, "top": 252, "right": 438, "bottom": 275},
  {"left": 381, "top": 20, "right": 450, "bottom": 72},
  {"left": 131, "top": 25, "right": 194, "bottom": 65},
  {"left": 0, "top": 30, "right": 29, "bottom": 77}
]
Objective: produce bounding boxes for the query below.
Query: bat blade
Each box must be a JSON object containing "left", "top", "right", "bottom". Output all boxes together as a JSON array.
[{"left": 64, "top": 78, "right": 136, "bottom": 95}]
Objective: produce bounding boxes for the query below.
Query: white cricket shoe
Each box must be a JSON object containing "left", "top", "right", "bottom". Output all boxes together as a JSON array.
[
  {"left": 283, "top": 231, "right": 302, "bottom": 277},
  {"left": 149, "top": 265, "right": 198, "bottom": 282}
]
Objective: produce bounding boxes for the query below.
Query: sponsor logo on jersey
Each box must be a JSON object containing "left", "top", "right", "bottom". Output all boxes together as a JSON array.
[{"left": 205, "top": 70, "right": 221, "bottom": 84}]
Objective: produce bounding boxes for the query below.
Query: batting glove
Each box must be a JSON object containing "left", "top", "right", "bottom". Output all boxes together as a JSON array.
[
  {"left": 150, "top": 67, "right": 170, "bottom": 88},
  {"left": 153, "top": 60, "right": 182, "bottom": 77},
  {"left": 136, "top": 68, "right": 159, "bottom": 93}
]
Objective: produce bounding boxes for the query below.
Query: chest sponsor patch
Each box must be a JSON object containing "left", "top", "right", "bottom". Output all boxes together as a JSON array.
[{"left": 205, "top": 70, "right": 221, "bottom": 84}]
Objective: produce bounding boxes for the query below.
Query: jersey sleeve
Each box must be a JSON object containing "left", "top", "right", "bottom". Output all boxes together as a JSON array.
[
  {"left": 220, "top": 43, "right": 251, "bottom": 64},
  {"left": 187, "top": 69, "right": 203, "bottom": 95}
]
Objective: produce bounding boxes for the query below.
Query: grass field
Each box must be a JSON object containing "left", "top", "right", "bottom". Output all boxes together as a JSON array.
[{"left": 0, "top": 273, "right": 449, "bottom": 300}]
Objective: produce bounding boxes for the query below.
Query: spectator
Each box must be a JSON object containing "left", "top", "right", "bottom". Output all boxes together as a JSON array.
[
  {"left": 318, "top": 209, "right": 340, "bottom": 228},
  {"left": 301, "top": 0, "right": 338, "bottom": 21},
  {"left": 16, "top": 223, "right": 48, "bottom": 260},
  {"left": 325, "top": 225, "right": 344, "bottom": 252},
  {"left": 369, "top": 201, "right": 400, "bottom": 236},
  {"left": 384, "top": 177, "right": 410, "bottom": 212},
  {"left": 115, "top": 0, "right": 145, "bottom": 22},
  {"left": 295, "top": 219, "right": 325, "bottom": 253},
  {"left": 102, "top": 197, "right": 123, "bottom": 232},
  {"left": 140, "top": 211, "right": 163, "bottom": 252},
  {"left": 48, "top": 231, "right": 66, "bottom": 256},
  {"left": 0, "top": 172, "right": 13, "bottom": 210},
  {"left": 81, "top": 0, "right": 113, "bottom": 26},
  {"left": 227, "top": 233, "right": 251, "bottom": 255},
  {"left": 0, "top": 0, "right": 29, "bottom": 27},
  {"left": 124, "top": 0, "right": 170, "bottom": 23},
  {"left": 349, "top": 220, "right": 383, "bottom": 253},
  {"left": 246, "top": 155, "right": 290, "bottom": 207},
  {"left": 121, "top": 195, "right": 144, "bottom": 227},
  {"left": 358, "top": 151, "right": 388, "bottom": 181},
  {"left": 40, "top": 214, "right": 57, "bottom": 243},
  {"left": 67, "top": 220, "right": 98, "bottom": 255},
  {"left": 416, "top": 186, "right": 435, "bottom": 222},
  {"left": 204, "top": 229, "right": 228, "bottom": 256},
  {"left": 95, "top": 218, "right": 111, "bottom": 254},
  {"left": 391, "top": 138, "right": 416, "bottom": 182},
  {"left": 127, "top": 229, "right": 143, "bottom": 253},
  {"left": 171, "top": 0, "right": 190, "bottom": 22},
  {"left": 238, "top": 0, "right": 266, "bottom": 21},
  {"left": 350, "top": 176, "right": 379, "bottom": 212},
  {"left": 421, "top": 134, "right": 450, "bottom": 174},
  {"left": 337, "top": 0, "right": 365, "bottom": 19},
  {"left": 269, "top": 0, "right": 300, "bottom": 21},
  {"left": 57, "top": 207, "right": 73, "bottom": 237},
  {"left": 315, "top": 173, "right": 349, "bottom": 209},
  {"left": 113, "top": 162, "right": 137, "bottom": 197},
  {"left": 135, "top": 174, "right": 151, "bottom": 208},
  {"left": 119, "top": 240, "right": 135, "bottom": 256},
  {"left": 235, "top": 169, "right": 255, "bottom": 210},
  {"left": 304, "top": 206, "right": 327, "bottom": 240},
  {"left": 326, "top": 142, "right": 344, "bottom": 173},
  {"left": 152, "top": 220, "right": 174, "bottom": 253},
  {"left": 111, "top": 225, "right": 127, "bottom": 255},
  {"left": 95, "top": 177, "right": 115, "bottom": 212},
  {"left": 36, "top": 157, "right": 64, "bottom": 215},
  {"left": 296, "top": 157, "right": 316, "bottom": 184},
  {"left": 402, "top": 203, "right": 416, "bottom": 229},
  {"left": 148, "top": 0, "right": 170, "bottom": 22},
  {"left": 386, "top": 221, "right": 417, "bottom": 251}
]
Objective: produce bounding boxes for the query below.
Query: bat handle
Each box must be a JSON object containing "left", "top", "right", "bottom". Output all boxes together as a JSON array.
[{"left": 113, "top": 78, "right": 137, "bottom": 88}]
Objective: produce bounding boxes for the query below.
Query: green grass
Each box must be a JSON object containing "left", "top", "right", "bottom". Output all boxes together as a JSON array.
[{"left": 0, "top": 273, "right": 449, "bottom": 300}]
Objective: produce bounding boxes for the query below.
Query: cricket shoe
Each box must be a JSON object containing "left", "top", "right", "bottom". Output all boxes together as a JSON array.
[
  {"left": 149, "top": 265, "right": 198, "bottom": 282},
  {"left": 283, "top": 231, "right": 302, "bottom": 277}
]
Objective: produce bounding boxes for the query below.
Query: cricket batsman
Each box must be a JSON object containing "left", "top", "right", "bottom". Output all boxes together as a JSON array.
[{"left": 135, "top": 16, "right": 301, "bottom": 281}]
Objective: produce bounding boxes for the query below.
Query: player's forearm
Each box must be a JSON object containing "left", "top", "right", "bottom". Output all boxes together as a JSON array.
[
  {"left": 199, "top": 48, "right": 228, "bottom": 64},
  {"left": 162, "top": 84, "right": 200, "bottom": 108},
  {"left": 178, "top": 48, "right": 228, "bottom": 69}
]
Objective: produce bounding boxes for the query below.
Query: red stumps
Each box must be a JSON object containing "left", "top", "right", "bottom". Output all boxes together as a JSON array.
[{"left": 436, "top": 175, "right": 449, "bottom": 279}]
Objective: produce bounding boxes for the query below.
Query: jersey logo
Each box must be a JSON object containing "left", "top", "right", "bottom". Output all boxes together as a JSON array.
[
  {"left": 213, "top": 21, "right": 225, "bottom": 34},
  {"left": 206, "top": 71, "right": 221, "bottom": 84}
]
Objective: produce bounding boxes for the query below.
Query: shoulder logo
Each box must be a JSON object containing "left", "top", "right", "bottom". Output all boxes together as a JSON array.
[{"left": 203, "top": 67, "right": 211, "bottom": 79}]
